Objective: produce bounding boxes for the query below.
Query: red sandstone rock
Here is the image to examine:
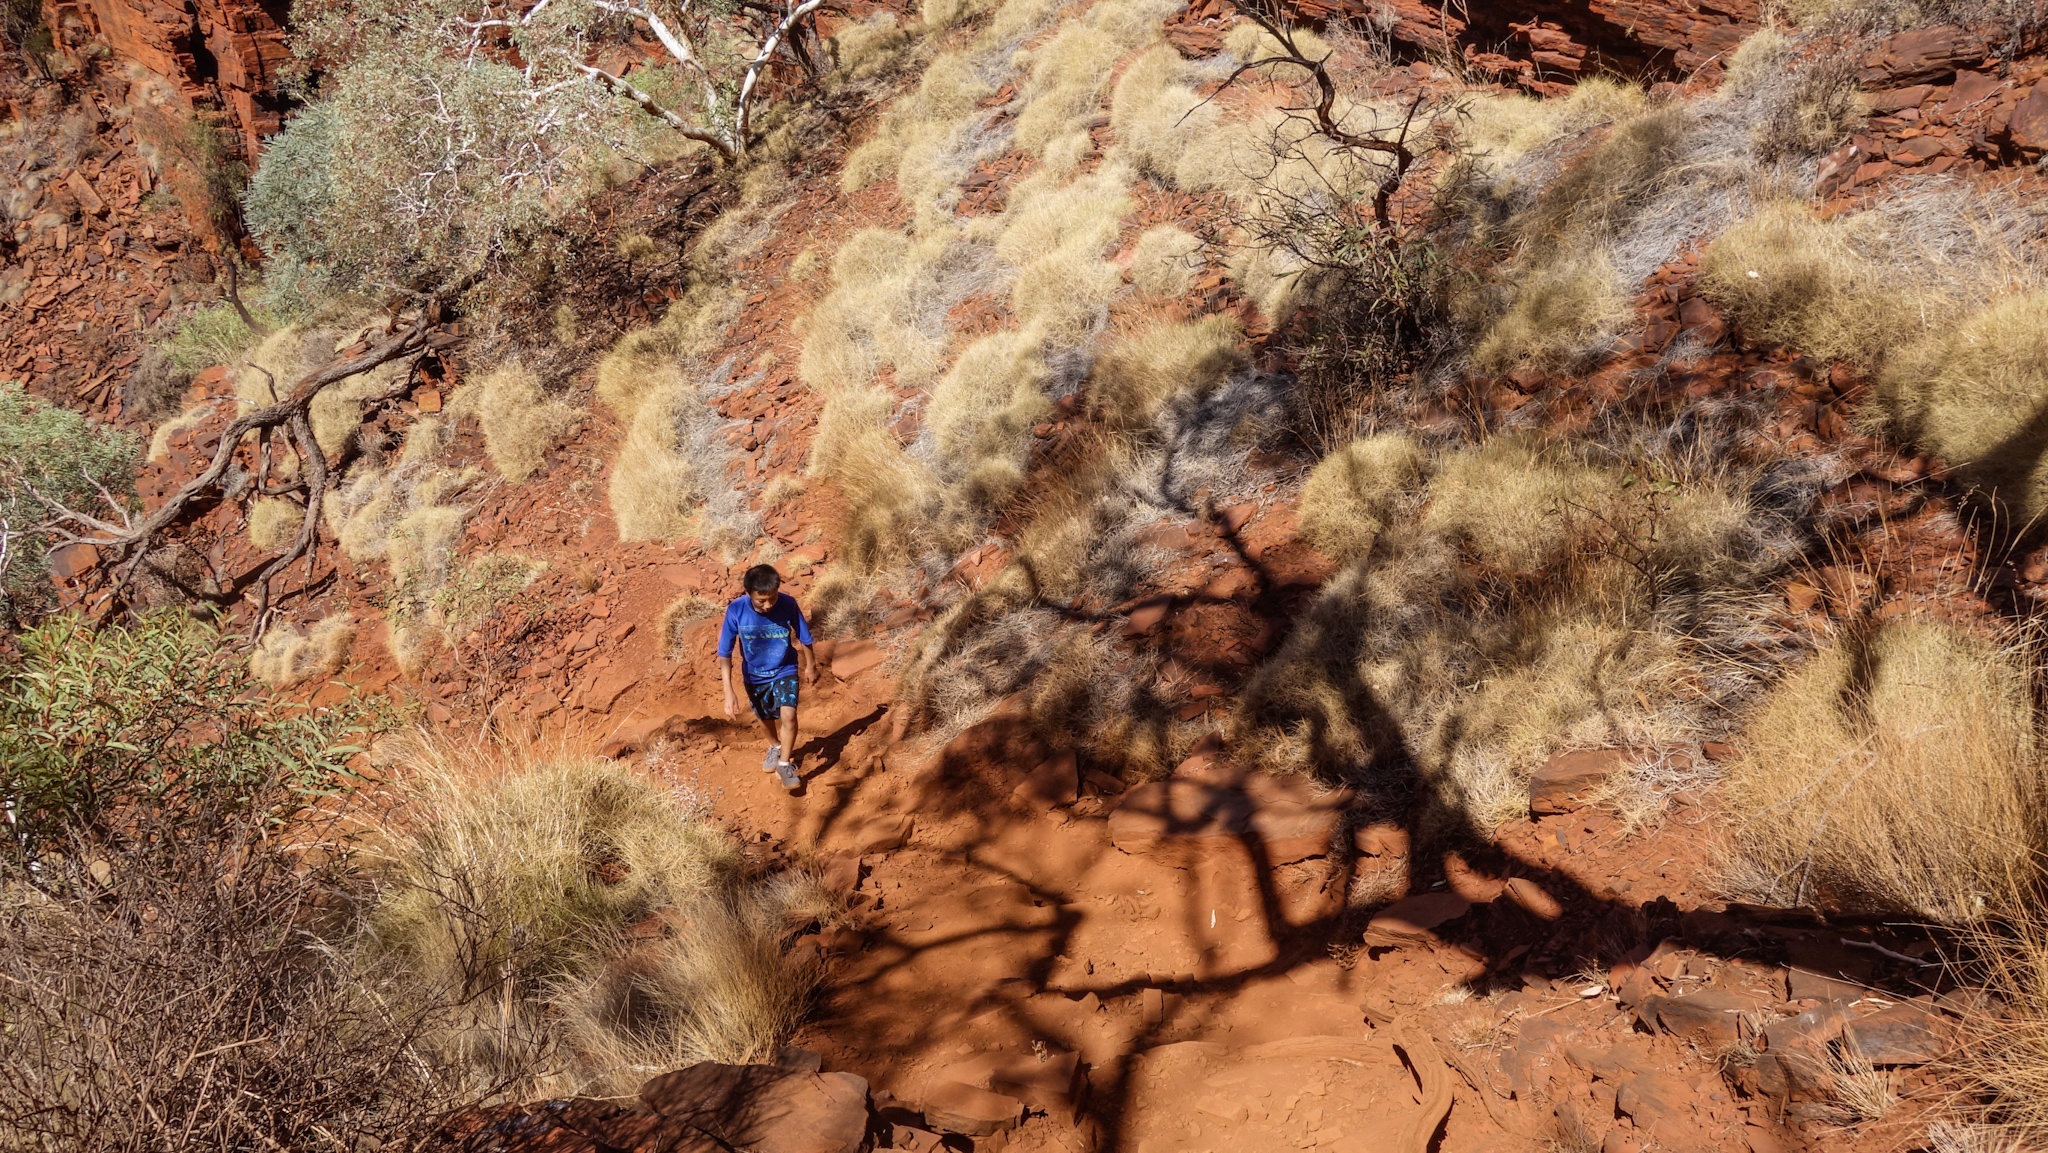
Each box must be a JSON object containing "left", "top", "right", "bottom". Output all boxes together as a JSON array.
[
  {"left": 44, "top": 0, "right": 290, "bottom": 156},
  {"left": 639, "top": 1063, "right": 871, "bottom": 1153},
  {"left": 1642, "top": 988, "right": 1764, "bottom": 1047},
  {"left": 1859, "top": 24, "right": 1989, "bottom": 85},
  {"left": 1362, "top": 892, "right": 1472, "bottom": 947},
  {"left": 920, "top": 1079, "right": 1023, "bottom": 1137},
  {"left": 1842, "top": 1002, "right": 1950, "bottom": 1065},
  {"left": 2007, "top": 80, "right": 2048, "bottom": 153},
  {"left": 1503, "top": 876, "right": 1563, "bottom": 920},
  {"left": 1528, "top": 748, "right": 1624, "bottom": 815}
]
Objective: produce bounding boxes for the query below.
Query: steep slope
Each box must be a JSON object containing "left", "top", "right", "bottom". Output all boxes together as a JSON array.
[{"left": 13, "top": 0, "right": 2048, "bottom": 1149}]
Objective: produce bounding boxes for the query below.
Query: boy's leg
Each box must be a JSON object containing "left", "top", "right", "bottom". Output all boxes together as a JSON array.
[
  {"left": 745, "top": 682, "right": 782, "bottom": 766},
  {"left": 778, "top": 705, "right": 798, "bottom": 765}
]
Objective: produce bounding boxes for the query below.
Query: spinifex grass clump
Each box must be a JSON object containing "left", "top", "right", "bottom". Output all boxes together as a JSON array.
[{"left": 366, "top": 735, "right": 832, "bottom": 1095}]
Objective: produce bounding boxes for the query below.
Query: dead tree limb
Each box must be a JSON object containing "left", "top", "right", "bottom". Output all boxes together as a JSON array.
[
  {"left": 1200, "top": 0, "right": 1436, "bottom": 234},
  {"left": 42, "top": 309, "right": 441, "bottom": 638}
]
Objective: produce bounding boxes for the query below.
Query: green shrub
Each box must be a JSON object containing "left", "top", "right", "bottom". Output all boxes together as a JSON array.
[
  {"left": 0, "top": 383, "right": 138, "bottom": 620},
  {"left": 0, "top": 613, "right": 375, "bottom": 861},
  {"left": 160, "top": 299, "right": 269, "bottom": 374}
]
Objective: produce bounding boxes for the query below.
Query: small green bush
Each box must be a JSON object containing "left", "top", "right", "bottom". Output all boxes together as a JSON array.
[
  {"left": 0, "top": 613, "right": 376, "bottom": 861},
  {"left": 0, "top": 383, "right": 138, "bottom": 619},
  {"left": 161, "top": 299, "right": 270, "bottom": 374}
]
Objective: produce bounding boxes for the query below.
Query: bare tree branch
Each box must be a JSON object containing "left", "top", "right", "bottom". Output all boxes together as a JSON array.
[
  {"left": 575, "top": 62, "right": 739, "bottom": 160},
  {"left": 40, "top": 309, "right": 444, "bottom": 636},
  {"left": 735, "top": 0, "right": 827, "bottom": 144}
]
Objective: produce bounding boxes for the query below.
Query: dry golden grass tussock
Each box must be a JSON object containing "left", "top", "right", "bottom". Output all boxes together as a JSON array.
[
  {"left": 1419, "top": 619, "right": 1694, "bottom": 829},
  {"left": 1015, "top": 253, "right": 1125, "bottom": 347},
  {"left": 1458, "top": 78, "right": 1648, "bottom": 176},
  {"left": 388, "top": 504, "right": 467, "bottom": 592},
  {"left": 400, "top": 414, "right": 452, "bottom": 463},
  {"left": 1698, "top": 200, "right": 1915, "bottom": 367},
  {"left": 609, "top": 388, "right": 701, "bottom": 542},
  {"left": 807, "top": 386, "right": 937, "bottom": 569},
  {"left": 658, "top": 594, "right": 719, "bottom": 660},
  {"left": 801, "top": 227, "right": 963, "bottom": 394},
  {"left": 1109, "top": 44, "right": 1219, "bottom": 189},
  {"left": 1006, "top": 446, "right": 1124, "bottom": 601},
  {"left": 1222, "top": 18, "right": 1330, "bottom": 65},
  {"left": 245, "top": 495, "right": 302, "bottom": 553},
  {"left": 995, "top": 167, "right": 1135, "bottom": 344},
  {"left": 1517, "top": 103, "right": 1693, "bottom": 252},
  {"left": 921, "top": 0, "right": 995, "bottom": 32},
  {"left": 238, "top": 326, "right": 408, "bottom": 459},
  {"left": 594, "top": 283, "right": 743, "bottom": 420},
  {"left": 1298, "top": 433, "right": 1427, "bottom": 562},
  {"left": 432, "top": 553, "right": 545, "bottom": 638},
  {"left": 248, "top": 613, "right": 356, "bottom": 688},
  {"left": 1010, "top": 0, "right": 1178, "bottom": 156},
  {"left": 146, "top": 403, "right": 213, "bottom": 461},
  {"left": 365, "top": 734, "right": 828, "bottom": 1094},
  {"left": 1877, "top": 292, "right": 2048, "bottom": 524},
  {"left": 324, "top": 461, "right": 478, "bottom": 566},
  {"left": 1423, "top": 435, "right": 1620, "bottom": 577},
  {"left": 830, "top": 11, "right": 911, "bottom": 81},
  {"left": 1229, "top": 562, "right": 1390, "bottom": 781},
  {"left": 995, "top": 165, "right": 1133, "bottom": 262},
  {"left": 234, "top": 324, "right": 414, "bottom": 460},
  {"left": 235, "top": 326, "right": 312, "bottom": 409},
  {"left": 842, "top": 51, "right": 994, "bottom": 195},
  {"left": 1472, "top": 252, "right": 1632, "bottom": 374},
  {"left": 927, "top": 325, "right": 1052, "bottom": 466},
  {"left": 449, "top": 362, "right": 582, "bottom": 484},
  {"left": 762, "top": 473, "right": 805, "bottom": 511},
  {"left": 976, "top": 0, "right": 1062, "bottom": 48},
  {"left": 555, "top": 871, "right": 828, "bottom": 1095},
  {"left": 1955, "top": 915, "right": 2048, "bottom": 1143},
  {"left": 1090, "top": 314, "right": 1244, "bottom": 426},
  {"left": 1128, "top": 224, "right": 1205, "bottom": 297},
  {"left": 1722, "top": 618, "right": 2044, "bottom": 923}
]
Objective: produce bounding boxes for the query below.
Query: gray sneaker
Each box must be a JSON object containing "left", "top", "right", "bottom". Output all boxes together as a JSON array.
[
  {"left": 775, "top": 759, "right": 800, "bottom": 790},
  {"left": 762, "top": 744, "right": 781, "bottom": 772}
]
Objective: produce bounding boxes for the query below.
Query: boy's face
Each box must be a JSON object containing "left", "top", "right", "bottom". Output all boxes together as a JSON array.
[{"left": 749, "top": 587, "right": 779, "bottom": 612}]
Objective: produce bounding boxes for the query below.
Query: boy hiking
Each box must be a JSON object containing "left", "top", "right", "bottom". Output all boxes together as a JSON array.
[{"left": 718, "top": 564, "right": 816, "bottom": 791}]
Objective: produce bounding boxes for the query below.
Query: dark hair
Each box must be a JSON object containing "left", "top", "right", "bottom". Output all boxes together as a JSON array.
[{"left": 743, "top": 564, "right": 783, "bottom": 594}]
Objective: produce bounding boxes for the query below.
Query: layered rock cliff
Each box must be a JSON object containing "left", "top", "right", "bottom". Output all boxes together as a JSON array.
[{"left": 40, "top": 0, "right": 289, "bottom": 156}]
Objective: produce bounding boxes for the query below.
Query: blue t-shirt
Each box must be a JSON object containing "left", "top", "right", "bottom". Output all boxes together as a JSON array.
[{"left": 717, "top": 594, "right": 813, "bottom": 685}]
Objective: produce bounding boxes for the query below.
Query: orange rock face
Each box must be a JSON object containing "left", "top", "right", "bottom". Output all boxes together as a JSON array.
[
  {"left": 1286, "top": 0, "right": 1760, "bottom": 91},
  {"left": 42, "top": 0, "right": 289, "bottom": 157}
]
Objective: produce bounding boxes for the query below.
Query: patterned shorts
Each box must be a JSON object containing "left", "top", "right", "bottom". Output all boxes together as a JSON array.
[{"left": 744, "top": 674, "right": 800, "bottom": 722}]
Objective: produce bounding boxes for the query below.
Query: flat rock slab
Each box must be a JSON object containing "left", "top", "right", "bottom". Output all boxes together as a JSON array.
[
  {"left": 920, "top": 1078, "right": 1022, "bottom": 1136},
  {"left": 1528, "top": 749, "right": 1625, "bottom": 815},
  {"left": 640, "top": 1062, "right": 870, "bottom": 1153},
  {"left": 1643, "top": 988, "right": 1765, "bottom": 1048},
  {"left": 1362, "top": 893, "right": 1472, "bottom": 948},
  {"left": 1842, "top": 1003, "right": 1950, "bottom": 1066},
  {"left": 1012, "top": 750, "right": 1079, "bottom": 808},
  {"left": 941, "top": 1048, "right": 1085, "bottom": 1122},
  {"left": 825, "top": 639, "right": 885, "bottom": 680}
]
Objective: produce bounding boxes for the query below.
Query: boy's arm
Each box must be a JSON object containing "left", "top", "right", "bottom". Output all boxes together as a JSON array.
[
  {"left": 792, "top": 601, "right": 816, "bottom": 684},
  {"left": 716, "top": 607, "right": 738, "bottom": 717}
]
